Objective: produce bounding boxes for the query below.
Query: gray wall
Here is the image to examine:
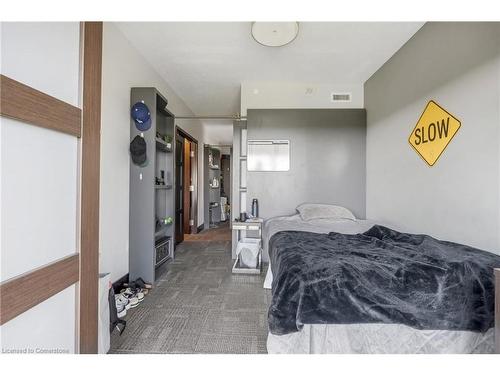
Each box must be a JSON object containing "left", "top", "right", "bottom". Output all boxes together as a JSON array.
[
  {"left": 365, "top": 22, "right": 500, "bottom": 254},
  {"left": 247, "top": 109, "right": 366, "bottom": 220}
]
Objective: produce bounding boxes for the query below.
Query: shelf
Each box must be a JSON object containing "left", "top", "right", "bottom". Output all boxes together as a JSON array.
[
  {"left": 155, "top": 184, "right": 172, "bottom": 190},
  {"left": 209, "top": 165, "right": 220, "bottom": 170},
  {"left": 155, "top": 255, "right": 172, "bottom": 268},
  {"left": 209, "top": 185, "right": 220, "bottom": 189},
  {"left": 130, "top": 87, "right": 176, "bottom": 286},
  {"left": 155, "top": 225, "right": 172, "bottom": 237},
  {"left": 155, "top": 235, "right": 171, "bottom": 245},
  {"left": 155, "top": 92, "right": 174, "bottom": 118},
  {"left": 155, "top": 137, "right": 172, "bottom": 152}
]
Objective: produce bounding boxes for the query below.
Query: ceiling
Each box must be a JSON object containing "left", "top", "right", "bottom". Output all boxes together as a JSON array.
[{"left": 116, "top": 22, "right": 423, "bottom": 116}]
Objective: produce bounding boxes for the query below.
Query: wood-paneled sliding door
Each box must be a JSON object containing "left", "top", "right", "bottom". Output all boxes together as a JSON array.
[{"left": 0, "top": 21, "right": 102, "bottom": 354}]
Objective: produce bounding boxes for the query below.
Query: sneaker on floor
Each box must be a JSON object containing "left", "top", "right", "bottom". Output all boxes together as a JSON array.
[
  {"left": 115, "top": 295, "right": 129, "bottom": 317},
  {"left": 120, "top": 287, "right": 145, "bottom": 301},
  {"left": 116, "top": 302, "right": 127, "bottom": 318},
  {"left": 124, "top": 294, "right": 140, "bottom": 308}
]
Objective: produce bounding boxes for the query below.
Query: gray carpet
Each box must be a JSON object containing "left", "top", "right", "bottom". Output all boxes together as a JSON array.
[{"left": 110, "top": 238, "right": 271, "bottom": 354}]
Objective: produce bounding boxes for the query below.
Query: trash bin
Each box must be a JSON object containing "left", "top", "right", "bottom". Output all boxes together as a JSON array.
[
  {"left": 237, "top": 238, "right": 261, "bottom": 268},
  {"left": 233, "top": 238, "right": 261, "bottom": 274}
]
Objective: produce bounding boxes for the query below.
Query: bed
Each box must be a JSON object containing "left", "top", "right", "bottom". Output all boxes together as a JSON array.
[{"left": 263, "top": 206, "right": 499, "bottom": 354}]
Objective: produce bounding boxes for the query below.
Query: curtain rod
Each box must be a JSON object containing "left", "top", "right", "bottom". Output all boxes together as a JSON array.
[
  {"left": 205, "top": 144, "right": 233, "bottom": 148},
  {"left": 175, "top": 115, "right": 246, "bottom": 120}
]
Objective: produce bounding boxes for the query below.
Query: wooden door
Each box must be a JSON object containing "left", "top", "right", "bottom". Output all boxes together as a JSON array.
[
  {"left": 183, "top": 139, "right": 192, "bottom": 234},
  {"left": 175, "top": 136, "right": 184, "bottom": 244},
  {"left": 189, "top": 142, "right": 198, "bottom": 233},
  {"left": 182, "top": 140, "right": 198, "bottom": 234}
]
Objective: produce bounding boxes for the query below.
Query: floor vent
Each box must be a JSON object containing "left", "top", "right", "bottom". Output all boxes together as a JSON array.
[{"left": 331, "top": 93, "right": 352, "bottom": 102}]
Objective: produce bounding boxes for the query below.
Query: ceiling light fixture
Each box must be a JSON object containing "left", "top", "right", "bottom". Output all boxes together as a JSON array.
[{"left": 251, "top": 22, "right": 299, "bottom": 47}]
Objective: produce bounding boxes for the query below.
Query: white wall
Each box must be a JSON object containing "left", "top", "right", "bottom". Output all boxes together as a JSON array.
[
  {"left": 241, "top": 81, "right": 363, "bottom": 116},
  {"left": 1, "top": 22, "right": 80, "bottom": 353},
  {"left": 202, "top": 120, "right": 233, "bottom": 145},
  {"left": 100, "top": 23, "right": 205, "bottom": 282},
  {"left": 365, "top": 22, "right": 500, "bottom": 254}
]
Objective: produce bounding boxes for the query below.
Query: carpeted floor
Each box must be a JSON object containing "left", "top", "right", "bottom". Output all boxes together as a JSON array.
[
  {"left": 110, "top": 227, "right": 270, "bottom": 354},
  {"left": 184, "top": 221, "right": 232, "bottom": 242}
]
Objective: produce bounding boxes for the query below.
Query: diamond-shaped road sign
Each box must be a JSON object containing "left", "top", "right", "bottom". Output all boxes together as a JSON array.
[{"left": 408, "top": 100, "right": 461, "bottom": 166}]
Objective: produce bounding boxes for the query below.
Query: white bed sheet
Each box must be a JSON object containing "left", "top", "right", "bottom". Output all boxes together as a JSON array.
[
  {"left": 267, "top": 324, "right": 495, "bottom": 354},
  {"left": 263, "top": 214, "right": 495, "bottom": 354}
]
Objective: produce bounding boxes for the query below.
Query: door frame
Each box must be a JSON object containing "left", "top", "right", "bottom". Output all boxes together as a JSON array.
[
  {"left": 175, "top": 126, "right": 198, "bottom": 236},
  {"left": 79, "top": 21, "right": 103, "bottom": 354}
]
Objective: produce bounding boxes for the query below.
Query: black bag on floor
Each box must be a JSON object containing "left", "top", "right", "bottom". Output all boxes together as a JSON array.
[{"left": 109, "top": 288, "right": 126, "bottom": 335}]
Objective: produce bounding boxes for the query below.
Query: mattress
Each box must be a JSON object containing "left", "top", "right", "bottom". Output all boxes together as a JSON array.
[{"left": 263, "top": 214, "right": 496, "bottom": 354}]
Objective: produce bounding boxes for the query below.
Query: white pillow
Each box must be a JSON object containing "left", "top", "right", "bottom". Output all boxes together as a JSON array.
[{"left": 296, "top": 203, "right": 356, "bottom": 222}]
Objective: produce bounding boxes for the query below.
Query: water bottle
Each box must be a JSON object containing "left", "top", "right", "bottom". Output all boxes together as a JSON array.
[{"left": 251, "top": 199, "right": 259, "bottom": 218}]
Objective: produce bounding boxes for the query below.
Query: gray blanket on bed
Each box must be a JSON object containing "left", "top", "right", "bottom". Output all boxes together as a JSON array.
[{"left": 268, "top": 225, "right": 500, "bottom": 335}]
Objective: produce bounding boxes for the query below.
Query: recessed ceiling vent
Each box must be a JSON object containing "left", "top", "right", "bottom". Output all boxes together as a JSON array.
[{"left": 331, "top": 93, "right": 352, "bottom": 102}]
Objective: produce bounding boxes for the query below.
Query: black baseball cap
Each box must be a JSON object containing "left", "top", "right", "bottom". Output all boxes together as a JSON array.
[{"left": 130, "top": 135, "right": 147, "bottom": 166}]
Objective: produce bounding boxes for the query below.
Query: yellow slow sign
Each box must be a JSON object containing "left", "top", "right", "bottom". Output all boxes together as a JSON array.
[{"left": 408, "top": 100, "right": 461, "bottom": 166}]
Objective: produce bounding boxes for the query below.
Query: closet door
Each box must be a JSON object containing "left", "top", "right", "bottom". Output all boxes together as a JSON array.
[{"left": 0, "top": 22, "right": 102, "bottom": 354}]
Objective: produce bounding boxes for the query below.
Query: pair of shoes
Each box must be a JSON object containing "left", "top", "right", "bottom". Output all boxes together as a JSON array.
[
  {"left": 115, "top": 294, "right": 130, "bottom": 318},
  {"left": 117, "top": 291, "right": 140, "bottom": 309},
  {"left": 127, "top": 285, "right": 149, "bottom": 296},
  {"left": 120, "top": 287, "right": 145, "bottom": 303},
  {"left": 124, "top": 278, "right": 152, "bottom": 290}
]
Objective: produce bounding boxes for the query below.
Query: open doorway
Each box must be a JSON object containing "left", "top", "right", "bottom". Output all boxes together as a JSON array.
[
  {"left": 220, "top": 153, "right": 231, "bottom": 220},
  {"left": 175, "top": 127, "right": 198, "bottom": 244},
  {"left": 203, "top": 145, "right": 232, "bottom": 230}
]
